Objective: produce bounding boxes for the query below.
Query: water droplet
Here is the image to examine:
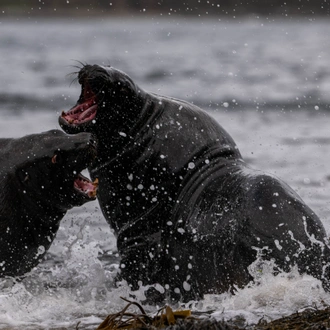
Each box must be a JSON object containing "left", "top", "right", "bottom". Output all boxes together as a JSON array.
[
  {"left": 177, "top": 228, "right": 185, "bottom": 234},
  {"left": 188, "top": 162, "right": 195, "bottom": 169},
  {"left": 183, "top": 281, "right": 191, "bottom": 291},
  {"left": 37, "top": 245, "right": 45, "bottom": 255}
]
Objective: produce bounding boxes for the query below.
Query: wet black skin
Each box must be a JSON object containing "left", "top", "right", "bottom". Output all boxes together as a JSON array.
[
  {"left": 0, "top": 129, "right": 96, "bottom": 277},
  {"left": 60, "top": 65, "right": 330, "bottom": 303}
]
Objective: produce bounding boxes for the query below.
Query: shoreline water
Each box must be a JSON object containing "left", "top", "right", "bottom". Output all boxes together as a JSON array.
[{"left": 1, "top": 17, "right": 330, "bottom": 329}]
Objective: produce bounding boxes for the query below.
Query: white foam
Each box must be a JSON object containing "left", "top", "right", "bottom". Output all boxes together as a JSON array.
[{"left": 200, "top": 261, "right": 330, "bottom": 325}]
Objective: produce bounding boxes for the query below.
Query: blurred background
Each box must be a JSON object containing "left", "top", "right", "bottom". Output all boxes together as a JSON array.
[
  {"left": 1, "top": 0, "right": 330, "bottom": 112},
  {"left": 1, "top": 1, "right": 330, "bottom": 328},
  {"left": 1, "top": 0, "right": 330, "bottom": 16}
]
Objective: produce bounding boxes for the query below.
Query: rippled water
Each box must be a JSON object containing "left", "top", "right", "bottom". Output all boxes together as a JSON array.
[{"left": 1, "top": 16, "right": 330, "bottom": 329}]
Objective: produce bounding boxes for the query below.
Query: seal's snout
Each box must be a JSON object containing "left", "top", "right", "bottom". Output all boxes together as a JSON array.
[
  {"left": 78, "top": 64, "right": 109, "bottom": 85},
  {"left": 78, "top": 64, "right": 97, "bottom": 82}
]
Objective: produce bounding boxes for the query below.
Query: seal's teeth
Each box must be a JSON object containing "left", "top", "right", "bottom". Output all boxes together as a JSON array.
[
  {"left": 88, "top": 189, "right": 97, "bottom": 198},
  {"left": 93, "top": 178, "right": 99, "bottom": 187},
  {"left": 61, "top": 110, "right": 65, "bottom": 117}
]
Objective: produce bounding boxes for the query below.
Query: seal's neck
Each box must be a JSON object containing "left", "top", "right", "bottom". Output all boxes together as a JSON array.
[{"left": 91, "top": 92, "right": 164, "bottom": 173}]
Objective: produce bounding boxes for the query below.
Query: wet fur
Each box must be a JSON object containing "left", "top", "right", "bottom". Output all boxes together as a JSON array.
[{"left": 60, "top": 65, "right": 330, "bottom": 302}]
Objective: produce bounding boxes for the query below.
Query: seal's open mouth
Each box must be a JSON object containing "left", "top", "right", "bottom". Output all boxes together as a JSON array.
[
  {"left": 61, "top": 83, "right": 98, "bottom": 125},
  {"left": 74, "top": 173, "right": 98, "bottom": 199},
  {"left": 61, "top": 98, "right": 97, "bottom": 125}
]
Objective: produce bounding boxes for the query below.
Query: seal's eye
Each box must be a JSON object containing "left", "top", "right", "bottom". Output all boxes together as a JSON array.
[
  {"left": 119, "top": 84, "right": 133, "bottom": 96},
  {"left": 51, "top": 152, "right": 62, "bottom": 164},
  {"left": 120, "top": 87, "right": 129, "bottom": 94},
  {"left": 51, "top": 154, "right": 57, "bottom": 164},
  {"left": 116, "top": 80, "right": 130, "bottom": 95}
]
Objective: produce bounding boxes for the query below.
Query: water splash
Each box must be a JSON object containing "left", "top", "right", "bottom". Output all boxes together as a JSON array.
[
  {"left": 201, "top": 260, "right": 330, "bottom": 326},
  {"left": 1, "top": 206, "right": 330, "bottom": 329},
  {"left": 0, "top": 205, "right": 129, "bottom": 329}
]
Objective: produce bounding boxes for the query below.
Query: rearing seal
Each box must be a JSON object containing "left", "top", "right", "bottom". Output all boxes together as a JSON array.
[{"left": 59, "top": 65, "right": 330, "bottom": 302}]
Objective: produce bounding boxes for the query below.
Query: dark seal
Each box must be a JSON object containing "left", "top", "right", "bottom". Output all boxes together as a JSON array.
[
  {"left": 0, "top": 129, "right": 98, "bottom": 277},
  {"left": 59, "top": 65, "right": 330, "bottom": 302}
]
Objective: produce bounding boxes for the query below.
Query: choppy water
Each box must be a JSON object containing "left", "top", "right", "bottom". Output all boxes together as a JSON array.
[{"left": 1, "top": 16, "right": 330, "bottom": 329}]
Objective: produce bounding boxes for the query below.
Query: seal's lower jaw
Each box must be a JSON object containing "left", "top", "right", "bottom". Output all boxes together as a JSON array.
[
  {"left": 74, "top": 174, "right": 98, "bottom": 200},
  {"left": 59, "top": 114, "right": 93, "bottom": 134},
  {"left": 59, "top": 116, "right": 82, "bottom": 134}
]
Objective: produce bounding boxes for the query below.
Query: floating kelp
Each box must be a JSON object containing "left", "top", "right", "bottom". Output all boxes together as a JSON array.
[
  {"left": 91, "top": 297, "right": 241, "bottom": 330},
  {"left": 94, "top": 297, "right": 193, "bottom": 330},
  {"left": 93, "top": 299, "right": 330, "bottom": 330}
]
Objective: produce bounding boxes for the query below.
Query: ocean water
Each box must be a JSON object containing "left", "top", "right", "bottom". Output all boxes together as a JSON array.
[{"left": 1, "top": 16, "right": 330, "bottom": 329}]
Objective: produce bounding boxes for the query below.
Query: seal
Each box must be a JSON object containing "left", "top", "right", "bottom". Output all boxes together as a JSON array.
[
  {"left": 59, "top": 64, "right": 330, "bottom": 302},
  {"left": 0, "top": 129, "right": 98, "bottom": 277}
]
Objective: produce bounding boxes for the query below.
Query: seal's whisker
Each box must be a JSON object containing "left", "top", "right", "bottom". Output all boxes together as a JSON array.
[
  {"left": 66, "top": 74, "right": 79, "bottom": 87},
  {"left": 71, "top": 77, "right": 79, "bottom": 86},
  {"left": 70, "top": 66, "right": 83, "bottom": 72},
  {"left": 104, "top": 58, "right": 111, "bottom": 67},
  {"left": 71, "top": 59, "right": 87, "bottom": 69}
]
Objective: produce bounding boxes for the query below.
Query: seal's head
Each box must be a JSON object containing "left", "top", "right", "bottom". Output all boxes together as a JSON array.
[
  {"left": 3, "top": 129, "right": 98, "bottom": 212},
  {"left": 59, "top": 64, "right": 143, "bottom": 137}
]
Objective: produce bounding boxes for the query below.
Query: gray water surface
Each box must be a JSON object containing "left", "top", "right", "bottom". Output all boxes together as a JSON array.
[{"left": 1, "top": 16, "right": 330, "bottom": 329}]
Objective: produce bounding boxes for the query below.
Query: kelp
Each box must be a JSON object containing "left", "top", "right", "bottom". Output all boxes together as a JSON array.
[
  {"left": 94, "top": 297, "right": 193, "bottom": 330},
  {"left": 93, "top": 298, "right": 330, "bottom": 330}
]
